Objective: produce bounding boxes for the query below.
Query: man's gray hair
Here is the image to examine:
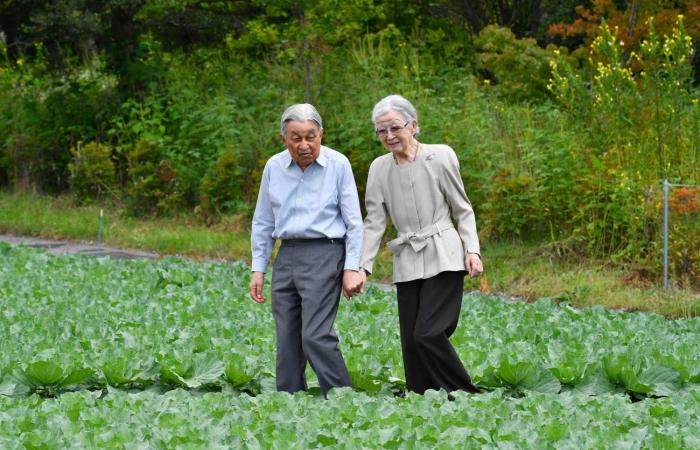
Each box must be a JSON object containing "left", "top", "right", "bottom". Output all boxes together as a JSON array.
[
  {"left": 280, "top": 103, "right": 323, "bottom": 135},
  {"left": 371, "top": 94, "right": 420, "bottom": 136}
]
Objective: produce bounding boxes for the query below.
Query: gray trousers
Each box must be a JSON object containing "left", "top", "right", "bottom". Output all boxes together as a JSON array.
[{"left": 271, "top": 238, "right": 351, "bottom": 395}]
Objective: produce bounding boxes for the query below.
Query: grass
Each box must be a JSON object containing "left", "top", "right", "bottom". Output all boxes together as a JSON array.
[
  {"left": 0, "top": 191, "right": 250, "bottom": 260},
  {"left": 1, "top": 190, "right": 698, "bottom": 318},
  {"left": 477, "top": 241, "right": 700, "bottom": 318}
]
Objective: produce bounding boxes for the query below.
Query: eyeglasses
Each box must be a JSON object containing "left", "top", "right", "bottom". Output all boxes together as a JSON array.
[{"left": 375, "top": 121, "right": 410, "bottom": 138}]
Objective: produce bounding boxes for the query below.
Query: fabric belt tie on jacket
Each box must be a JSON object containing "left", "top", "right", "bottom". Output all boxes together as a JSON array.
[{"left": 386, "top": 218, "right": 455, "bottom": 254}]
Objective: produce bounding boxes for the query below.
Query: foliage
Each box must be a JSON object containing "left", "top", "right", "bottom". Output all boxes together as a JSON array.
[
  {"left": 1, "top": 387, "right": 699, "bottom": 448},
  {"left": 423, "top": 0, "right": 581, "bottom": 41},
  {"left": 0, "top": 1, "right": 697, "bottom": 286},
  {"left": 549, "top": 17, "right": 699, "bottom": 283},
  {"left": 667, "top": 186, "right": 700, "bottom": 287},
  {"left": 197, "top": 147, "right": 248, "bottom": 224},
  {"left": 0, "top": 45, "right": 119, "bottom": 192},
  {"left": 1, "top": 245, "right": 700, "bottom": 399},
  {"left": 67, "top": 141, "right": 117, "bottom": 204},
  {"left": 126, "top": 139, "right": 180, "bottom": 217},
  {"left": 548, "top": 0, "right": 700, "bottom": 50},
  {"left": 108, "top": 96, "right": 169, "bottom": 153},
  {"left": 474, "top": 25, "right": 559, "bottom": 101},
  {"left": 0, "top": 246, "right": 699, "bottom": 448},
  {"left": 107, "top": 94, "right": 170, "bottom": 186}
]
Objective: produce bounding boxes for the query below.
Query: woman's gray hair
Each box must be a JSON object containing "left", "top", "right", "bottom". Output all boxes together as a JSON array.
[
  {"left": 371, "top": 94, "right": 420, "bottom": 136},
  {"left": 280, "top": 103, "right": 323, "bottom": 135}
]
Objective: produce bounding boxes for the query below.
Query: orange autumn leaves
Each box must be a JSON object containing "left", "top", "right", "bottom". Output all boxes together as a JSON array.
[
  {"left": 548, "top": 0, "right": 700, "bottom": 50},
  {"left": 669, "top": 186, "right": 700, "bottom": 215}
]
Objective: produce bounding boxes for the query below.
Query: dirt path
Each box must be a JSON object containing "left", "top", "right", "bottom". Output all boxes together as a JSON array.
[{"left": 0, "top": 234, "right": 159, "bottom": 260}]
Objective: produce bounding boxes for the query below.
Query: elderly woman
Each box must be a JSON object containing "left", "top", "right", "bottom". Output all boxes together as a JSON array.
[{"left": 359, "top": 94, "right": 483, "bottom": 394}]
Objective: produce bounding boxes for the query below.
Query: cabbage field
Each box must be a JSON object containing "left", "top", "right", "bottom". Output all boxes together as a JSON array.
[{"left": 1, "top": 242, "right": 700, "bottom": 448}]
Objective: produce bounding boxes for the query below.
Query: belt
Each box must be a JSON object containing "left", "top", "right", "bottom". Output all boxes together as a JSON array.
[
  {"left": 386, "top": 218, "right": 454, "bottom": 254},
  {"left": 281, "top": 237, "right": 345, "bottom": 246}
]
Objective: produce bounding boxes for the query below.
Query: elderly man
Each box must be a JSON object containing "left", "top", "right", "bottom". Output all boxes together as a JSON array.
[{"left": 249, "top": 103, "right": 364, "bottom": 395}]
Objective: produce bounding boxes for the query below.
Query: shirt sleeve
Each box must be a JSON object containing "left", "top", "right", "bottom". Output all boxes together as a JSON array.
[
  {"left": 251, "top": 162, "right": 276, "bottom": 272},
  {"left": 339, "top": 159, "right": 363, "bottom": 271},
  {"left": 359, "top": 160, "right": 387, "bottom": 275},
  {"left": 439, "top": 146, "right": 480, "bottom": 255}
]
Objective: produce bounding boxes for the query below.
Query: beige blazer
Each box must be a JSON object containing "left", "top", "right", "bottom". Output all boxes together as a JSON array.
[{"left": 360, "top": 144, "right": 480, "bottom": 283}]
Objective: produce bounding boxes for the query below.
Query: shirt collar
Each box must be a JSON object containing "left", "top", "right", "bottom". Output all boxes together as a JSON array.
[
  {"left": 281, "top": 150, "right": 294, "bottom": 168},
  {"left": 283, "top": 146, "right": 328, "bottom": 169},
  {"left": 315, "top": 147, "right": 328, "bottom": 167}
]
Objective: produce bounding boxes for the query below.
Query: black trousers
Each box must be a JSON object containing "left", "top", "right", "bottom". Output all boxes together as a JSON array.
[{"left": 395, "top": 270, "right": 479, "bottom": 394}]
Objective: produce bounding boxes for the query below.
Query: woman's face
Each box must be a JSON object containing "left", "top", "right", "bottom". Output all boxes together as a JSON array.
[{"left": 374, "top": 111, "right": 416, "bottom": 155}]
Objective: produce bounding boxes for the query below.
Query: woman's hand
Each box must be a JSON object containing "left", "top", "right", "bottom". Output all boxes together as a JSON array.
[{"left": 465, "top": 253, "right": 483, "bottom": 278}]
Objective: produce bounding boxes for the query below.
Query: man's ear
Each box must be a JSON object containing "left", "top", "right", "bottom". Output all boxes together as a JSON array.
[
  {"left": 318, "top": 128, "right": 324, "bottom": 141},
  {"left": 278, "top": 133, "right": 286, "bottom": 144}
]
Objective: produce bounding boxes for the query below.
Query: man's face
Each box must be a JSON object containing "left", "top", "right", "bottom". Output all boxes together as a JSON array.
[{"left": 281, "top": 120, "right": 323, "bottom": 170}]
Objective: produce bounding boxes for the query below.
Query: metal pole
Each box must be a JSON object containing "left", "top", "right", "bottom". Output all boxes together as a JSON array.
[
  {"left": 663, "top": 180, "right": 669, "bottom": 289},
  {"left": 97, "top": 209, "right": 104, "bottom": 254}
]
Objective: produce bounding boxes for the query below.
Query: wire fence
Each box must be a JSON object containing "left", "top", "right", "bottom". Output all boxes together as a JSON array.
[{"left": 663, "top": 180, "right": 699, "bottom": 289}]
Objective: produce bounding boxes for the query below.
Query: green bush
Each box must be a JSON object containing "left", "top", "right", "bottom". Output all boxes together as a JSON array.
[
  {"left": 126, "top": 139, "right": 181, "bottom": 217},
  {"left": 485, "top": 167, "right": 540, "bottom": 237},
  {"left": 108, "top": 96, "right": 170, "bottom": 185},
  {"left": 474, "top": 25, "right": 558, "bottom": 102},
  {"left": 198, "top": 147, "right": 249, "bottom": 224},
  {"left": 68, "top": 141, "right": 116, "bottom": 203}
]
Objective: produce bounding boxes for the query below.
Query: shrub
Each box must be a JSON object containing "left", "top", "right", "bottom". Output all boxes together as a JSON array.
[
  {"left": 474, "top": 25, "right": 558, "bottom": 102},
  {"left": 68, "top": 141, "right": 117, "bottom": 203},
  {"left": 198, "top": 147, "right": 249, "bottom": 224},
  {"left": 126, "top": 139, "right": 181, "bottom": 217},
  {"left": 483, "top": 167, "right": 540, "bottom": 238}
]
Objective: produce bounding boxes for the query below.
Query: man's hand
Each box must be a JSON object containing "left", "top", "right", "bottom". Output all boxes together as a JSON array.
[
  {"left": 342, "top": 269, "right": 366, "bottom": 299},
  {"left": 466, "top": 253, "right": 483, "bottom": 278},
  {"left": 249, "top": 271, "right": 266, "bottom": 303}
]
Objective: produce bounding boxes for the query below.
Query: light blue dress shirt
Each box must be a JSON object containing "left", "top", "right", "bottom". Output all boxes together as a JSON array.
[{"left": 251, "top": 146, "right": 363, "bottom": 272}]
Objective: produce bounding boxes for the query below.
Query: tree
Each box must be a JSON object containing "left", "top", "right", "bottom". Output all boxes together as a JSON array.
[{"left": 548, "top": 0, "right": 700, "bottom": 49}]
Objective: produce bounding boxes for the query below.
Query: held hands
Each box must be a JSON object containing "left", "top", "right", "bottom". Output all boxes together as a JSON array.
[
  {"left": 342, "top": 269, "right": 366, "bottom": 299},
  {"left": 249, "top": 271, "right": 266, "bottom": 303},
  {"left": 251, "top": 270, "right": 366, "bottom": 302},
  {"left": 466, "top": 253, "right": 483, "bottom": 278}
]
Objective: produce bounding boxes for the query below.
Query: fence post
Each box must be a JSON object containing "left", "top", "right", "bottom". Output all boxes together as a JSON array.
[
  {"left": 97, "top": 209, "right": 104, "bottom": 254},
  {"left": 663, "top": 180, "right": 669, "bottom": 289}
]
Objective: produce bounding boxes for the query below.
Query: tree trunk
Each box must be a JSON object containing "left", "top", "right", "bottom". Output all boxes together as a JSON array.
[
  {"left": 303, "top": 34, "right": 313, "bottom": 104},
  {"left": 299, "top": 11, "right": 314, "bottom": 104},
  {"left": 109, "top": 4, "right": 139, "bottom": 95},
  {"left": 627, "top": 0, "right": 641, "bottom": 38}
]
